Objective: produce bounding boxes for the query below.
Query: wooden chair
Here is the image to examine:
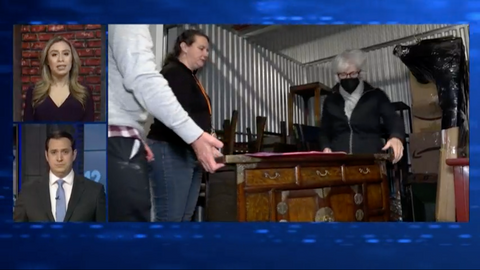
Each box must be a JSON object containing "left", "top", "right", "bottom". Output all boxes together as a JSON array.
[
  {"left": 246, "top": 116, "right": 267, "bottom": 153},
  {"left": 221, "top": 110, "right": 239, "bottom": 155}
]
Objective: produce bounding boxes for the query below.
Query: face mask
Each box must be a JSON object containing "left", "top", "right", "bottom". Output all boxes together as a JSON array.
[{"left": 340, "top": 78, "right": 360, "bottom": 94}]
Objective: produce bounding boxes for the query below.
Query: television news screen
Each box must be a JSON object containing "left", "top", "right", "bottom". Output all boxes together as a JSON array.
[{"left": 2, "top": 1, "right": 478, "bottom": 269}]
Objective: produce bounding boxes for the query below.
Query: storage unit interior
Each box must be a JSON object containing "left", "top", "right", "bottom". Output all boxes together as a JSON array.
[{"left": 154, "top": 24, "right": 470, "bottom": 222}]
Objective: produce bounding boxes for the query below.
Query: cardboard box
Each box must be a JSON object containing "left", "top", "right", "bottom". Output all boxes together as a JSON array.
[
  {"left": 409, "top": 131, "right": 441, "bottom": 174},
  {"left": 409, "top": 72, "right": 442, "bottom": 133}
]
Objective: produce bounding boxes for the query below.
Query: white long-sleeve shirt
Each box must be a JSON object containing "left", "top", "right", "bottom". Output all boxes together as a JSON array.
[{"left": 107, "top": 25, "right": 203, "bottom": 144}]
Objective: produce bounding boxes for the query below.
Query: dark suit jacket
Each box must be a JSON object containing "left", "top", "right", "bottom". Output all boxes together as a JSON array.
[{"left": 13, "top": 174, "right": 106, "bottom": 222}]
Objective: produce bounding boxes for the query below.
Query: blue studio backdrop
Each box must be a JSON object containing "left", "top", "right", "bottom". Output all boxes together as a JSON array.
[
  {"left": 0, "top": 0, "right": 479, "bottom": 269},
  {"left": 84, "top": 124, "right": 107, "bottom": 187}
]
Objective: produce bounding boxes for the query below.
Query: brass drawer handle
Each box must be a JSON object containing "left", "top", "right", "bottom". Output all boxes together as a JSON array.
[
  {"left": 264, "top": 172, "right": 280, "bottom": 179},
  {"left": 355, "top": 209, "right": 365, "bottom": 221},
  {"left": 354, "top": 193, "right": 363, "bottom": 205},
  {"left": 316, "top": 170, "right": 330, "bottom": 177},
  {"left": 323, "top": 216, "right": 334, "bottom": 222},
  {"left": 358, "top": 167, "right": 370, "bottom": 175},
  {"left": 315, "top": 207, "right": 334, "bottom": 222},
  {"left": 277, "top": 202, "right": 288, "bottom": 215}
]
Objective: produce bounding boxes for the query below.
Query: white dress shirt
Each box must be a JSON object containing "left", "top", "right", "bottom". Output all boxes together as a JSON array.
[{"left": 49, "top": 170, "right": 74, "bottom": 221}]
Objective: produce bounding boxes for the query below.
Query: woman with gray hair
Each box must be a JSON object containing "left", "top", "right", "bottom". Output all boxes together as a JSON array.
[{"left": 319, "top": 49, "right": 405, "bottom": 163}]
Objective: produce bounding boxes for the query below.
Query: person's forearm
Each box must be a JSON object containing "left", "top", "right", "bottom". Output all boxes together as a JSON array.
[{"left": 142, "top": 80, "right": 203, "bottom": 144}]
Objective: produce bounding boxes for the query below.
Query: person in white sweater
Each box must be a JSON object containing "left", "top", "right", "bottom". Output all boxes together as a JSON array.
[{"left": 107, "top": 25, "right": 224, "bottom": 222}]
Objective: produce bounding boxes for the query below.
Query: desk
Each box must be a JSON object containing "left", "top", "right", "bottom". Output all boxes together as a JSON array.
[{"left": 208, "top": 153, "right": 392, "bottom": 222}]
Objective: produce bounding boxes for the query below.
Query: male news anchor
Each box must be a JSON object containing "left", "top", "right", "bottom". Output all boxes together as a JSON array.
[{"left": 13, "top": 130, "right": 106, "bottom": 222}]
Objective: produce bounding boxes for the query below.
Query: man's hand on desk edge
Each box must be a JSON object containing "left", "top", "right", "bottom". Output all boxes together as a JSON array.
[
  {"left": 191, "top": 132, "right": 225, "bottom": 173},
  {"left": 213, "top": 147, "right": 223, "bottom": 158}
]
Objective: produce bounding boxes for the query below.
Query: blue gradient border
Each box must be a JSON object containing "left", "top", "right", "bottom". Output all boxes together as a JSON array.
[{"left": 1, "top": 0, "right": 479, "bottom": 269}]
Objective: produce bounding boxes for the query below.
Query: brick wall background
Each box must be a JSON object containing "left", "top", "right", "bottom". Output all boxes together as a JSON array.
[{"left": 20, "top": 24, "right": 104, "bottom": 121}]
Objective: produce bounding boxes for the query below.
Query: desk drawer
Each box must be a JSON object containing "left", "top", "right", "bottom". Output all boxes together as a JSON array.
[
  {"left": 344, "top": 165, "right": 381, "bottom": 181},
  {"left": 245, "top": 168, "right": 296, "bottom": 187},
  {"left": 300, "top": 166, "right": 343, "bottom": 185}
]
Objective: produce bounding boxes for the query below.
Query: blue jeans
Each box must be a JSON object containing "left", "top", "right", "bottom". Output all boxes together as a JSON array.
[{"left": 148, "top": 140, "right": 203, "bottom": 222}]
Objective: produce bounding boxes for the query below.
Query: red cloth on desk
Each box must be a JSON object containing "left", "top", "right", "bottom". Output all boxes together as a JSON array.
[{"left": 245, "top": 151, "right": 348, "bottom": 158}]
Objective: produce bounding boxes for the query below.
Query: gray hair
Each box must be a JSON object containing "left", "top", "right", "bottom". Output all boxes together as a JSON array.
[{"left": 331, "top": 49, "right": 367, "bottom": 74}]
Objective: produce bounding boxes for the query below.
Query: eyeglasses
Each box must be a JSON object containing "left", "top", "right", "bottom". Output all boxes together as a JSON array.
[{"left": 337, "top": 71, "right": 361, "bottom": 79}]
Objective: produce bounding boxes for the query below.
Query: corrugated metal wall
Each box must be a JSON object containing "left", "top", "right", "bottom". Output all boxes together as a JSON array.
[
  {"left": 167, "top": 24, "right": 469, "bottom": 139},
  {"left": 247, "top": 24, "right": 451, "bottom": 64},
  {"left": 180, "top": 24, "right": 306, "bottom": 140},
  {"left": 304, "top": 24, "right": 470, "bottom": 133}
]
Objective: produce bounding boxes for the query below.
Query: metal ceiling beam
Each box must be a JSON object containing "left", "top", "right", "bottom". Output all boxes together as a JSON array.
[{"left": 241, "top": 25, "right": 284, "bottom": 38}]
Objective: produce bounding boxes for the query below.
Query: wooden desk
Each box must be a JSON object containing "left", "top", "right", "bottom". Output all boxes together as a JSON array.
[{"left": 209, "top": 153, "right": 392, "bottom": 222}]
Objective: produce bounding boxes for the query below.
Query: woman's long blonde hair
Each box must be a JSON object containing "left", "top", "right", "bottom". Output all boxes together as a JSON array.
[{"left": 32, "top": 36, "right": 88, "bottom": 108}]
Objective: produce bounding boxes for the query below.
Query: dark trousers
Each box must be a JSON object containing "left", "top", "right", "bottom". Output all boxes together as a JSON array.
[{"left": 107, "top": 137, "right": 151, "bottom": 222}]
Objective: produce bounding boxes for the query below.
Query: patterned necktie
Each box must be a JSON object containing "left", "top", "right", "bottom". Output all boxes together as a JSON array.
[{"left": 55, "top": 179, "right": 66, "bottom": 222}]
